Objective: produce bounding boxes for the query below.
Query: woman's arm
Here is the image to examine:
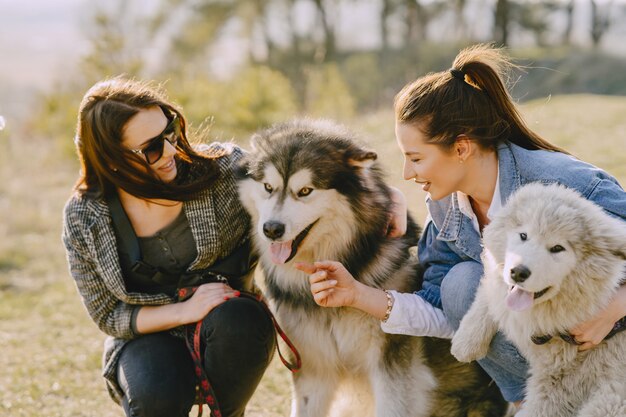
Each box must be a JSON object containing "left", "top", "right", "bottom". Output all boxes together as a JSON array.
[
  {"left": 135, "top": 283, "right": 239, "bottom": 334},
  {"left": 295, "top": 261, "right": 454, "bottom": 338},
  {"left": 571, "top": 283, "right": 626, "bottom": 351},
  {"left": 296, "top": 261, "right": 389, "bottom": 319},
  {"left": 63, "top": 208, "right": 238, "bottom": 337}
]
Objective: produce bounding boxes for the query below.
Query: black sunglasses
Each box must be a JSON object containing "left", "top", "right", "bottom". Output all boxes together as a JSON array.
[{"left": 130, "top": 113, "right": 181, "bottom": 165}]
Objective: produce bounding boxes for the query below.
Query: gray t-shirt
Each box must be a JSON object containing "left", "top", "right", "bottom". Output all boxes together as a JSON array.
[{"left": 123, "top": 209, "right": 197, "bottom": 296}]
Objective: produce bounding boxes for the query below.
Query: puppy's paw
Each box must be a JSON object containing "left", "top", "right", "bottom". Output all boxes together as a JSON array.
[{"left": 451, "top": 328, "right": 490, "bottom": 362}]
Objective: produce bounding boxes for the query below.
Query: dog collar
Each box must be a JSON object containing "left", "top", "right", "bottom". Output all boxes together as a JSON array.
[{"left": 531, "top": 316, "right": 626, "bottom": 346}]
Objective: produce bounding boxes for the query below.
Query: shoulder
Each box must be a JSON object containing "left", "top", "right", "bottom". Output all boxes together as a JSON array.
[
  {"left": 195, "top": 142, "right": 245, "bottom": 163},
  {"left": 63, "top": 193, "right": 100, "bottom": 228},
  {"left": 506, "top": 142, "right": 620, "bottom": 196},
  {"left": 62, "top": 193, "right": 104, "bottom": 251}
]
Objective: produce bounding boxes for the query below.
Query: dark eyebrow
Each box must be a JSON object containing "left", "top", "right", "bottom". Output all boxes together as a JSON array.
[
  {"left": 137, "top": 136, "right": 159, "bottom": 148},
  {"left": 404, "top": 151, "right": 421, "bottom": 156},
  {"left": 137, "top": 118, "right": 173, "bottom": 147}
]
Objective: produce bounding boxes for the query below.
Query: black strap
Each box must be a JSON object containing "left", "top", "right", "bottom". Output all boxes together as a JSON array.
[
  {"left": 107, "top": 193, "right": 142, "bottom": 264},
  {"left": 107, "top": 193, "right": 257, "bottom": 286}
]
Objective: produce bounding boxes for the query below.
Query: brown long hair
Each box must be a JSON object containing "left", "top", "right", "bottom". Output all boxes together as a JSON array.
[
  {"left": 394, "top": 44, "right": 568, "bottom": 154},
  {"left": 74, "top": 77, "right": 223, "bottom": 201}
]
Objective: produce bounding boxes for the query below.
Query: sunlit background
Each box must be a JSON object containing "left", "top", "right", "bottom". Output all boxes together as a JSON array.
[{"left": 1, "top": 1, "right": 626, "bottom": 416}]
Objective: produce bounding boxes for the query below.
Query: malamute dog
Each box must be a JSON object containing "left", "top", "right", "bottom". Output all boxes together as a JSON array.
[
  {"left": 451, "top": 183, "right": 626, "bottom": 417},
  {"left": 237, "top": 119, "right": 506, "bottom": 417}
]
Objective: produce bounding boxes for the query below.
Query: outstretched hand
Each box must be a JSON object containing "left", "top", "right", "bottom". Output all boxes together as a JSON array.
[{"left": 294, "top": 261, "right": 360, "bottom": 308}]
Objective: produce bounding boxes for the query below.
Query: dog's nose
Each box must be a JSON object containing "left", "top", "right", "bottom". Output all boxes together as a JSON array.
[
  {"left": 510, "top": 265, "right": 531, "bottom": 283},
  {"left": 263, "top": 221, "right": 285, "bottom": 239}
]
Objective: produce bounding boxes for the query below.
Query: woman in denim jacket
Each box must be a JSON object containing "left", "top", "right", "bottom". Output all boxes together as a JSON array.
[{"left": 297, "top": 44, "right": 626, "bottom": 410}]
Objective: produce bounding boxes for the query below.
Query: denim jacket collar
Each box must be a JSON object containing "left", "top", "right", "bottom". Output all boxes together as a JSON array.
[
  {"left": 496, "top": 141, "right": 522, "bottom": 206},
  {"left": 434, "top": 142, "right": 520, "bottom": 262}
]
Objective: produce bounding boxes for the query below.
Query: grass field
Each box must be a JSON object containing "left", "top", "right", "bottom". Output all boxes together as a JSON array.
[{"left": 1, "top": 94, "right": 625, "bottom": 417}]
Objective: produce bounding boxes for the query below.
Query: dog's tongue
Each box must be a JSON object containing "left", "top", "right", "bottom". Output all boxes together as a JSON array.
[
  {"left": 269, "top": 241, "right": 294, "bottom": 264},
  {"left": 506, "top": 285, "right": 534, "bottom": 312}
]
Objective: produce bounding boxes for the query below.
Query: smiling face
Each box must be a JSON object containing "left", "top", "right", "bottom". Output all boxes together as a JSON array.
[
  {"left": 121, "top": 106, "right": 178, "bottom": 183},
  {"left": 395, "top": 121, "right": 466, "bottom": 201}
]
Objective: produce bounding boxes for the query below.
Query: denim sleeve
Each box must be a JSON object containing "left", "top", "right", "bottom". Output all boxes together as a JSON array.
[
  {"left": 415, "top": 220, "right": 465, "bottom": 309},
  {"left": 588, "top": 178, "right": 626, "bottom": 221}
]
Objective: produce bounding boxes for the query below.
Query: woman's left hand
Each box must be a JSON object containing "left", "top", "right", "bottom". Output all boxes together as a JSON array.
[
  {"left": 386, "top": 186, "right": 408, "bottom": 238},
  {"left": 295, "top": 261, "right": 360, "bottom": 308},
  {"left": 570, "top": 285, "right": 626, "bottom": 351}
]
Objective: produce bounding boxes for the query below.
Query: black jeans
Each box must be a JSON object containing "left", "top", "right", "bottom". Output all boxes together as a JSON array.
[{"left": 117, "top": 297, "right": 276, "bottom": 417}]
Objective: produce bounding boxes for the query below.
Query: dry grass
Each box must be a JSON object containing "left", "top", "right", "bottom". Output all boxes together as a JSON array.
[{"left": 1, "top": 94, "right": 624, "bottom": 416}]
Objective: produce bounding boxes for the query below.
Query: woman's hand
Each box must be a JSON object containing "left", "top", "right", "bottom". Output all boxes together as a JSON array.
[
  {"left": 295, "top": 261, "right": 360, "bottom": 308},
  {"left": 386, "top": 186, "right": 408, "bottom": 238},
  {"left": 570, "top": 285, "right": 626, "bottom": 351},
  {"left": 179, "top": 283, "right": 240, "bottom": 324}
]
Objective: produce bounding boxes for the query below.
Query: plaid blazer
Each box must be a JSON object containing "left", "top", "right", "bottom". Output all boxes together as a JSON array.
[{"left": 61, "top": 143, "right": 251, "bottom": 403}]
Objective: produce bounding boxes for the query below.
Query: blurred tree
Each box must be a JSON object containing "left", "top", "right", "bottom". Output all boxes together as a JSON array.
[
  {"left": 494, "top": 0, "right": 511, "bottom": 45},
  {"left": 590, "top": 0, "right": 613, "bottom": 47},
  {"left": 29, "top": 0, "right": 150, "bottom": 150},
  {"left": 167, "top": 66, "right": 298, "bottom": 140},
  {"left": 562, "top": 0, "right": 575, "bottom": 45},
  {"left": 517, "top": 1, "right": 560, "bottom": 47},
  {"left": 305, "top": 63, "right": 355, "bottom": 120},
  {"left": 80, "top": 1, "right": 146, "bottom": 83},
  {"left": 342, "top": 53, "right": 384, "bottom": 110}
]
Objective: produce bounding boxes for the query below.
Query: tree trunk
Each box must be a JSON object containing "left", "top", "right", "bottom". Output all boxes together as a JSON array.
[{"left": 494, "top": 0, "right": 510, "bottom": 46}]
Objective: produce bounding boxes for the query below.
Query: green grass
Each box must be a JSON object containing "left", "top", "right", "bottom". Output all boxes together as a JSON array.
[{"left": 1, "top": 94, "right": 625, "bottom": 416}]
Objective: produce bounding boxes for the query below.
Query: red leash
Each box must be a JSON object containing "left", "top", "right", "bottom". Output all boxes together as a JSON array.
[{"left": 177, "top": 287, "right": 301, "bottom": 417}]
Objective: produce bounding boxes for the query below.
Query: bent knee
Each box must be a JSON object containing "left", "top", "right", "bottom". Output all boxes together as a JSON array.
[
  {"left": 203, "top": 296, "right": 274, "bottom": 341},
  {"left": 124, "top": 385, "right": 193, "bottom": 417},
  {"left": 440, "top": 261, "right": 483, "bottom": 326}
]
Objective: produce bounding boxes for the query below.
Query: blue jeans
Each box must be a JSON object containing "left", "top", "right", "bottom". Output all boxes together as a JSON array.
[
  {"left": 117, "top": 297, "right": 276, "bottom": 417},
  {"left": 441, "top": 261, "right": 528, "bottom": 402}
]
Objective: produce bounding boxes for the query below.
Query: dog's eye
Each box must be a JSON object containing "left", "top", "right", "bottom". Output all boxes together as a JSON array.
[
  {"left": 297, "top": 187, "right": 313, "bottom": 197},
  {"left": 519, "top": 232, "right": 527, "bottom": 241},
  {"left": 549, "top": 244, "right": 565, "bottom": 253},
  {"left": 263, "top": 183, "right": 273, "bottom": 193}
]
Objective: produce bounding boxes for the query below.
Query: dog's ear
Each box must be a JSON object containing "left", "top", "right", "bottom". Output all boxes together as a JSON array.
[
  {"left": 233, "top": 159, "right": 250, "bottom": 180},
  {"left": 345, "top": 146, "right": 377, "bottom": 169},
  {"left": 603, "top": 217, "right": 626, "bottom": 261},
  {"left": 233, "top": 156, "right": 252, "bottom": 180},
  {"left": 249, "top": 133, "right": 262, "bottom": 152}
]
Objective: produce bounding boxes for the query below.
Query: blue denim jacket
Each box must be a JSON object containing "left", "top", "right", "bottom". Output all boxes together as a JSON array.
[{"left": 417, "top": 141, "right": 626, "bottom": 309}]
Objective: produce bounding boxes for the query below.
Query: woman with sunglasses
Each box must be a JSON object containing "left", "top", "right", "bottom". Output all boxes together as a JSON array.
[{"left": 62, "top": 77, "right": 276, "bottom": 417}]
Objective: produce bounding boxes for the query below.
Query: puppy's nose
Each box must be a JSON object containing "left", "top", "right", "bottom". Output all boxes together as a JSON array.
[
  {"left": 510, "top": 265, "right": 531, "bottom": 283},
  {"left": 263, "top": 221, "right": 285, "bottom": 239}
]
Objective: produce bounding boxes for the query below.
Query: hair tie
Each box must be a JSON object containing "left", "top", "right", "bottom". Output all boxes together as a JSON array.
[{"left": 449, "top": 68, "right": 465, "bottom": 82}]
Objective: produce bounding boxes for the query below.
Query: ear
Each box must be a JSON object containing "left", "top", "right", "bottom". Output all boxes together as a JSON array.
[
  {"left": 233, "top": 156, "right": 252, "bottom": 180},
  {"left": 249, "top": 133, "right": 261, "bottom": 152},
  {"left": 454, "top": 135, "right": 473, "bottom": 162},
  {"left": 607, "top": 223, "right": 626, "bottom": 261},
  {"left": 345, "top": 146, "right": 377, "bottom": 169}
]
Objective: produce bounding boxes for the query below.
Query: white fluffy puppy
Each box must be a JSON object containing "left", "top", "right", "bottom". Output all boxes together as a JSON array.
[{"left": 451, "top": 183, "right": 626, "bottom": 417}]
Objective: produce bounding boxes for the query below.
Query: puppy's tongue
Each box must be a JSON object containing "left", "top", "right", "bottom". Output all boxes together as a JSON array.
[
  {"left": 506, "top": 285, "right": 534, "bottom": 312},
  {"left": 269, "top": 241, "right": 294, "bottom": 264}
]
